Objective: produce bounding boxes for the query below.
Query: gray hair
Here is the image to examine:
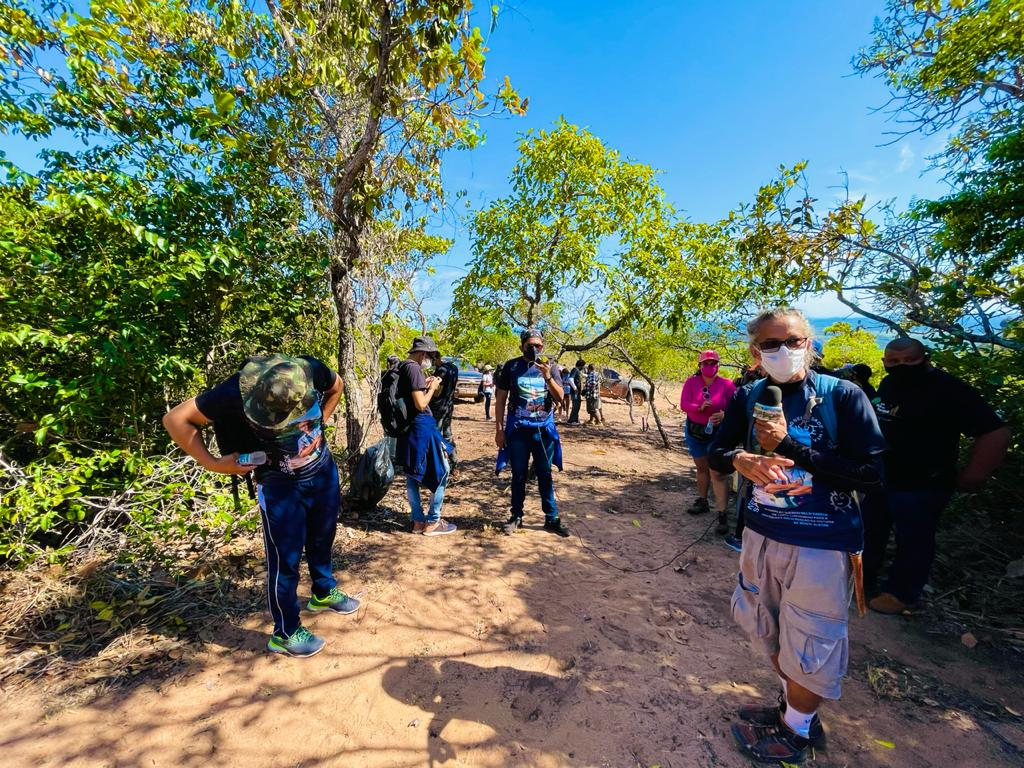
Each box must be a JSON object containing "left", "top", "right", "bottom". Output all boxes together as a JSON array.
[{"left": 746, "top": 307, "right": 819, "bottom": 370}]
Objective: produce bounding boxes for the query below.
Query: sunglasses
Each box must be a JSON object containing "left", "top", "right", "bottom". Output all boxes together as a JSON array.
[
  {"left": 756, "top": 336, "right": 807, "bottom": 352},
  {"left": 701, "top": 386, "right": 711, "bottom": 399}
]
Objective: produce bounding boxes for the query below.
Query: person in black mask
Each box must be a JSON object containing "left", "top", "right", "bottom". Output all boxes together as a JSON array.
[
  {"left": 494, "top": 329, "right": 570, "bottom": 537},
  {"left": 864, "top": 337, "right": 1010, "bottom": 615}
]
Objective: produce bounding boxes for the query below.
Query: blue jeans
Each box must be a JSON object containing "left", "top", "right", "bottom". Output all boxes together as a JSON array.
[
  {"left": 256, "top": 458, "right": 340, "bottom": 637},
  {"left": 407, "top": 475, "right": 447, "bottom": 524},
  {"left": 507, "top": 427, "right": 559, "bottom": 521},
  {"left": 862, "top": 488, "right": 952, "bottom": 603}
]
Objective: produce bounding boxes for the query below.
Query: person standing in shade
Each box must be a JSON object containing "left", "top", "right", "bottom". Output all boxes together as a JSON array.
[
  {"left": 398, "top": 337, "right": 457, "bottom": 537},
  {"left": 568, "top": 359, "right": 586, "bottom": 424},
  {"left": 584, "top": 364, "right": 603, "bottom": 425},
  {"left": 480, "top": 365, "right": 495, "bottom": 420},
  {"left": 864, "top": 337, "right": 1009, "bottom": 614},
  {"left": 495, "top": 329, "right": 571, "bottom": 537},
  {"left": 163, "top": 354, "right": 358, "bottom": 658},
  {"left": 430, "top": 350, "right": 460, "bottom": 467},
  {"left": 709, "top": 307, "right": 886, "bottom": 765},
  {"left": 559, "top": 366, "right": 575, "bottom": 421},
  {"left": 679, "top": 350, "right": 736, "bottom": 533},
  {"left": 382, "top": 355, "right": 401, "bottom": 461}
]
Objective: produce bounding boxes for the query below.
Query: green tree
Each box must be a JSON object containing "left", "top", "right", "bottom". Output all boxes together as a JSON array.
[
  {"left": 2, "top": 0, "right": 521, "bottom": 457},
  {"left": 856, "top": 0, "right": 1024, "bottom": 169},
  {"left": 452, "top": 121, "right": 768, "bottom": 445},
  {"left": 820, "top": 322, "right": 884, "bottom": 382}
]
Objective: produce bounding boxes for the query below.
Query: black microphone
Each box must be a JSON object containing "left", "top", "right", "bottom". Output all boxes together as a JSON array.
[{"left": 753, "top": 385, "right": 782, "bottom": 421}]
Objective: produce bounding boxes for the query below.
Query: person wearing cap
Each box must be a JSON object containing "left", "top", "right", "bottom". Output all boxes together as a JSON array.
[
  {"left": 163, "top": 354, "right": 358, "bottom": 659},
  {"left": 480, "top": 365, "right": 496, "bottom": 420},
  {"left": 494, "top": 329, "right": 570, "bottom": 537},
  {"left": 679, "top": 350, "right": 736, "bottom": 534},
  {"left": 397, "top": 336, "right": 457, "bottom": 537}
]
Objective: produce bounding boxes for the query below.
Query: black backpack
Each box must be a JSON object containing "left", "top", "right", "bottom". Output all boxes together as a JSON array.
[
  {"left": 378, "top": 362, "right": 414, "bottom": 437},
  {"left": 345, "top": 438, "right": 395, "bottom": 511}
]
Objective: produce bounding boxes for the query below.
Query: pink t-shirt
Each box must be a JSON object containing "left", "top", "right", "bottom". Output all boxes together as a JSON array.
[{"left": 679, "top": 375, "right": 736, "bottom": 426}]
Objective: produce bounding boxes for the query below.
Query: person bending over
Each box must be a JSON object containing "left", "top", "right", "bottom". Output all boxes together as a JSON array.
[{"left": 163, "top": 354, "right": 358, "bottom": 658}]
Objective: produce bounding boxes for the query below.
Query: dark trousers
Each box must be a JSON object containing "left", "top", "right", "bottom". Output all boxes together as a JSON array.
[
  {"left": 257, "top": 458, "right": 340, "bottom": 637},
  {"left": 862, "top": 489, "right": 952, "bottom": 603},
  {"left": 507, "top": 427, "right": 559, "bottom": 521},
  {"left": 484, "top": 393, "right": 492, "bottom": 419},
  {"left": 568, "top": 392, "right": 582, "bottom": 423},
  {"left": 438, "top": 410, "right": 458, "bottom": 466}
]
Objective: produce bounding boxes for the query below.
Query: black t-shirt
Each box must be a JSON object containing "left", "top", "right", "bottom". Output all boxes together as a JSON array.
[
  {"left": 497, "top": 357, "right": 562, "bottom": 427},
  {"left": 195, "top": 356, "right": 336, "bottom": 483},
  {"left": 432, "top": 360, "right": 459, "bottom": 422},
  {"left": 570, "top": 366, "right": 584, "bottom": 394},
  {"left": 875, "top": 367, "right": 1004, "bottom": 491},
  {"left": 397, "top": 360, "right": 431, "bottom": 418}
]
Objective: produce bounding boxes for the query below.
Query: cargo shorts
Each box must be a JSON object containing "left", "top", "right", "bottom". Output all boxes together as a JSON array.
[{"left": 731, "top": 528, "right": 852, "bottom": 699}]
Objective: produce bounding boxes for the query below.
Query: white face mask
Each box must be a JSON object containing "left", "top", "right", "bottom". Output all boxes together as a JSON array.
[
  {"left": 759, "top": 345, "right": 806, "bottom": 383},
  {"left": 420, "top": 358, "right": 433, "bottom": 370}
]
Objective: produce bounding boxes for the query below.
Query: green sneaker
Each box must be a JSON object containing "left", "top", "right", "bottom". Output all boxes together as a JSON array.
[
  {"left": 307, "top": 587, "right": 361, "bottom": 615},
  {"left": 266, "top": 626, "right": 325, "bottom": 658}
]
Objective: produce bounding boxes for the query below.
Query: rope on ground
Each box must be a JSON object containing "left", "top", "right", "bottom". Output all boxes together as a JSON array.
[{"left": 571, "top": 515, "right": 719, "bottom": 574}]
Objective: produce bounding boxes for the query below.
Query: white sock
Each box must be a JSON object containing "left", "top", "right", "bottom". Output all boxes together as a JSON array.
[
  {"left": 778, "top": 674, "right": 788, "bottom": 698},
  {"left": 783, "top": 702, "right": 816, "bottom": 738}
]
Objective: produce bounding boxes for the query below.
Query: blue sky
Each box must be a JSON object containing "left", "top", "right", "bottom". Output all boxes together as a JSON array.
[{"left": 423, "top": 0, "right": 948, "bottom": 319}]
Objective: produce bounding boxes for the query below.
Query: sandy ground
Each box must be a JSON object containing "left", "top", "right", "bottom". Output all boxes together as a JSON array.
[{"left": 4, "top": 397, "right": 1024, "bottom": 767}]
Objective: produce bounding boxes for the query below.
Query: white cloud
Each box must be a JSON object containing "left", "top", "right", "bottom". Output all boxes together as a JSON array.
[{"left": 897, "top": 144, "right": 914, "bottom": 173}]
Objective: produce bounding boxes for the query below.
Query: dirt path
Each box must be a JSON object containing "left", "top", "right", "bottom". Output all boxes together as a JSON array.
[{"left": 5, "top": 399, "right": 1023, "bottom": 767}]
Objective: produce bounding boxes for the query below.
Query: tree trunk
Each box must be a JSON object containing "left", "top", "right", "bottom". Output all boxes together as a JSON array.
[
  {"left": 646, "top": 384, "right": 670, "bottom": 449},
  {"left": 610, "top": 343, "right": 670, "bottom": 448},
  {"left": 330, "top": 251, "right": 366, "bottom": 459}
]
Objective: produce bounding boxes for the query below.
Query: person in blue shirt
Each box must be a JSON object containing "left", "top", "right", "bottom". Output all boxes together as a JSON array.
[
  {"left": 494, "top": 329, "right": 570, "bottom": 537},
  {"left": 708, "top": 308, "right": 886, "bottom": 765}
]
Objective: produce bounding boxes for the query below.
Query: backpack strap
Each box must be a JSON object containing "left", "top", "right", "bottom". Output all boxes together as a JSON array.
[
  {"left": 807, "top": 373, "right": 841, "bottom": 448},
  {"left": 744, "top": 378, "right": 768, "bottom": 451},
  {"left": 744, "top": 374, "right": 842, "bottom": 449}
]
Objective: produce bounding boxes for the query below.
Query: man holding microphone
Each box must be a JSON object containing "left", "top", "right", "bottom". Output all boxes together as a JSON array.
[{"left": 495, "top": 329, "right": 570, "bottom": 537}]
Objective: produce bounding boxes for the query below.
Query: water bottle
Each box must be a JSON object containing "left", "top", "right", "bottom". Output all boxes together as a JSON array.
[
  {"left": 704, "top": 420, "right": 714, "bottom": 435},
  {"left": 237, "top": 451, "right": 267, "bottom": 466}
]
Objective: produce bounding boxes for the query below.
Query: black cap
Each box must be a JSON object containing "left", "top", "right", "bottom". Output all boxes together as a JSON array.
[{"left": 520, "top": 328, "right": 543, "bottom": 344}]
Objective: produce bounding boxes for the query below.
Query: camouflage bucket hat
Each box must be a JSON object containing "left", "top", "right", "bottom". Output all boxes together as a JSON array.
[{"left": 239, "top": 354, "right": 317, "bottom": 429}]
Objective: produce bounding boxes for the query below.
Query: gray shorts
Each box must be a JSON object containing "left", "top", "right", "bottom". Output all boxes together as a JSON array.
[{"left": 731, "top": 528, "right": 852, "bottom": 699}]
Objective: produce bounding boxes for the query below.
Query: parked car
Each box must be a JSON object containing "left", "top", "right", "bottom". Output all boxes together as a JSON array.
[
  {"left": 443, "top": 356, "right": 483, "bottom": 402},
  {"left": 600, "top": 367, "right": 650, "bottom": 405}
]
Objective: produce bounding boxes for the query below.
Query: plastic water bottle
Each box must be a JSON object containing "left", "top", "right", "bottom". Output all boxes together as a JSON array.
[
  {"left": 704, "top": 420, "right": 714, "bottom": 435},
  {"left": 237, "top": 451, "right": 267, "bottom": 466}
]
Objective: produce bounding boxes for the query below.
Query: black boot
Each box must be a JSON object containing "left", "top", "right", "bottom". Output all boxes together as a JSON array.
[
  {"left": 543, "top": 518, "right": 571, "bottom": 538},
  {"left": 715, "top": 511, "right": 729, "bottom": 535}
]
